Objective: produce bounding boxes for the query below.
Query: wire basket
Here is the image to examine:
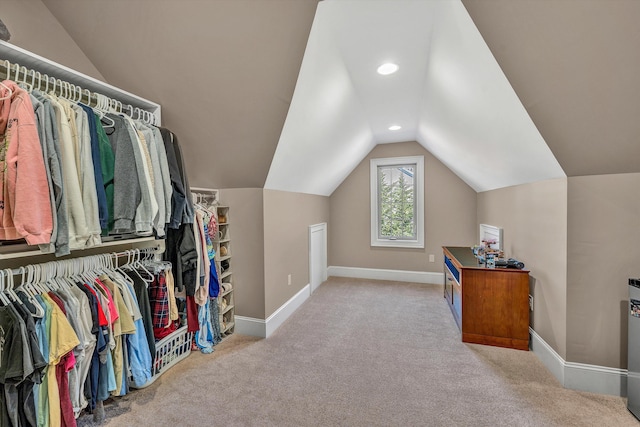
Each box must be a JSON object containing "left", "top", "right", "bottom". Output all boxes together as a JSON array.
[{"left": 135, "top": 325, "right": 194, "bottom": 388}]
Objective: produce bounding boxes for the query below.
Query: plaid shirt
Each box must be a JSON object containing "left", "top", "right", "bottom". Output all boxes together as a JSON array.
[{"left": 148, "top": 272, "right": 169, "bottom": 331}]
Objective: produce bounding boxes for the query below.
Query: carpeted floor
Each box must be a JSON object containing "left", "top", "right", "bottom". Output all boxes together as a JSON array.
[{"left": 80, "top": 277, "right": 639, "bottom": 426}]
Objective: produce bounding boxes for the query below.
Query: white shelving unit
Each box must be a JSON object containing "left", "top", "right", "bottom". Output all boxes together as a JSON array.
[{"left": 215, "top": 205, "right": 235, "bottom": 337}]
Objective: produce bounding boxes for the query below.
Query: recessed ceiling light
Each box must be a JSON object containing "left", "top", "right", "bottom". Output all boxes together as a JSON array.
[
  {"left": 388, "top": 125, "right": 402, "bottom": 131},
  {"left": 377, "top": 63, "right": 399, "bottom": 75}
]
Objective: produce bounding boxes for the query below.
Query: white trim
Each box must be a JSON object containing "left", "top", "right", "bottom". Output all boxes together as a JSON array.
[
  {"left": 0, "top": 40, "right": 161, "bottom": 122},
  {"left": 565, "top": 363, "right": 627, "bottom": 397},
  {"left": 370, "top": 156, "right": 424, "bottom": 248},
  {"left": 529, "top": 327, "right": 627, "bottom": 396},
  {"left": 328, "top": 266, "right": 443, "bottom": 285},
  {"left": 234, "top": 316, "right": 266, "bottom": 338},
  {"left": 265, "top": 284, "right": 311, "bottom": 337},
  {"left": 234, "top": 284, "right": 312, "bottom": 339},
  {"left": 309, "top": 223, "right": 328, "bottom": 293},
  {"left": 529, "top": 327, "right": 565, "bottom": 385}
]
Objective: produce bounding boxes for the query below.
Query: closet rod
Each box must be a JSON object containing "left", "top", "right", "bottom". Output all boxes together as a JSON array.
[
  {"left": 0, "top": 58, "right": 158, "bottom": 126},
  {"left": 5, "top": 244, "right": 162, "bottom": 278},
  {"left": 190, "top": 188, "right": 219, "bottom": 205}
]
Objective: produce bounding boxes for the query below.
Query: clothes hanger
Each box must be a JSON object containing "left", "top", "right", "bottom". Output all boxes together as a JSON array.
[
  {"left": 49, "top": 77, "right": 57, "bottom": 96},
  {"left": 24, "top": 265, "right": 39, "bottom": 295},
  {"left": 92, "top": 255, "right": 105, "bottom": 281},
  {"left": 111, "top": 252, "right": 134, "bottom": 286},
  {"left": 105, "top": 253, "right": 132, "bottom": 287},
  {"left": 26, "top": 264, "right": 42, "bottom": 294},
  {"left": 122, "top": 249, "right": 153, "bottom": 284},
  {"left": 33, "top": 71, "right": 41, "bottom": 92},
  {"left": 43, "top": 261, "right": 60, "bottom": 292},
  {"left": 0, "top": 81, "right": 12, "bottom": 101},
  {"left": 75, "top": 84, "right": 82, "bottom": 102},
  {"left": 0, "top": 271, "right": 11, "bottom": 306},
  {"left": 42, "top": 74, "right": 49, "bottom": 93},
  {"left": 9, "top": 62, "right": 19, "bottom": 81},
  {"left": 54, "top": 260, "right": 71, "bottom": 290},
  {"left": 14, "top": 267, "right": 44, "bottom": 319},
  {"left": 17, "top": 267, "right": 33, "bottom": 297},
  {"left": 95, "top": 93, "right": 116, "bottom": 128},
  {"left": 55, "top": 259, "right": 76, "bottom": 290},
  {"left": 63, "top": 81, "right": 71, "bottom": 100},
  {"left": 70, "top": 83, "right": 76, "bottom": 101},
  {"left": 75, "top": 257, "right": 90, "bottom": 285},
  {"left": 81, "top": 88, "right": 91, "bottom": 106},
  {"left": 47, "top": 266, "right": 60, "bottom": 292},
  {"left": 15, "top": 66, "right": 32, "bottom": 92},
  {"left": 60, "top": 80, "right": 69, "bottom": 100},
  {"left": 124, "top": 104, "right": 134, "bottom": 118},
  {"left": 4, "top": 268, "right": 23, "bottom": 306},
  {"left": 95, "top": 94, "right": 116, "bottom": 128},
  {"left": 25, "top": 265, "right": 42, "bottom": 297},
  {"left": 0, "top": 61, "right": 12, "bottom": 101},
  {"left": 139, "top": 247, "right": 160, "bottom": 270},
  {"left": 28, "top": 69, "right": 39, "bottom": 92},
  {"left": 3, "top": 59, "right": 10, "bottom": 79},
  {"left": 73, "top": 84, "right": 81, "bottom": 103},
  {"left": 134, "top": 248, "right": 155, "bottom": 281}
]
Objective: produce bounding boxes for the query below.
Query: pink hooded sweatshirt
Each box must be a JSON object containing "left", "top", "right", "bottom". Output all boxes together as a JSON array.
[{"left": 0, "top": 80, "right": 53, "bottom": 245}]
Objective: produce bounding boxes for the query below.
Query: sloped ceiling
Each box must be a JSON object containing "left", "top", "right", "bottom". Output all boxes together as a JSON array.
[
  {"left": 463, "top": 0, "right": 640, "bottom": 178},
  {"left": 266, "top": 0, "right": 565, "bottom": 195},
  {"left": 41, "top": 0, "right": 640, "bottom": 195},
  {"left": 40, "top": 0, "right": 320, "bottom": 189}
]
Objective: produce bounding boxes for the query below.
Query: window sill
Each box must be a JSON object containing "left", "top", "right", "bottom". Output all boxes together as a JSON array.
[{"left": 371, "top": 239, "right": 424, "bottom": 249}]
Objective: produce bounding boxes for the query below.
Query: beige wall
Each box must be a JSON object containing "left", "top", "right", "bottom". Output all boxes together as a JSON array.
[
  {"left": 41, "top": 0, "right": 319, "bottom": 190},
  {"left": 219, "top": 188, "right": 266, "bottom": 319},
  {"left": 462, "top": 0, "right": 640, "bottom": 179},
  {"left": 263, "top": 190, "right": 330, "bottom": 317},
  {"left": 1, "top": 0, "right": 105, "bottom": 81},
  {"left": 220, "top": 188, "right": 330, "bottom": 320},
  {"left": 566, "top": 173, "right": 640, "bottom": 368},
  {"left": 478, "top": 178, "right": 568, "bottom": 359},
  {"left": 329, "top": 141, "right": 477, "bottom": 272}
]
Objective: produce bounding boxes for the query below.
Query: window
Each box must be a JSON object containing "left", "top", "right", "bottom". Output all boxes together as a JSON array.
[{"left": 370, "top": 156, "right": 424, "bottom": 248}]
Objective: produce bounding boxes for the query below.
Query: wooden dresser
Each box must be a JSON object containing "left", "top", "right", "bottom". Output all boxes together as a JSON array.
[{"left": 443, "top": 246, "right": 530, "bottom": 350}]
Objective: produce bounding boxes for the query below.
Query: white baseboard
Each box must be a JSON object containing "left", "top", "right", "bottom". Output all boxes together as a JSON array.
[
  {"left": 234, "top": 284, "right": 312, "bottom": 339},
  {"left": 265, "top": 284, "right": 311, "bottom": 337},
  {"left": 529, "top": 327, "right": 566, "bottom": 385},
  {"left": 328, "top": 266, "right": 443, "bottom": 284},
  {"left": 234, "top": 316, "right": 266, "bottom": 338},
  {"left": 530, "top": 328, "right": 627, "bottom": 396}
]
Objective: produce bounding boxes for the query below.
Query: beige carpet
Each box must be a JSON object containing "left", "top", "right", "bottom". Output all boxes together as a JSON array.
[{"left": 78, "top": 277, "right": 638, "bottom": 426}]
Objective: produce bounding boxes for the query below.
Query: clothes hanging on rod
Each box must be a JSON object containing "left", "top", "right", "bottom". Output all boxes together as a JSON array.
[
  {"left": 160, "top": 126, "right": 202, "bottom": 340},
  {"left": 0, "top": 50, "right": 212, "bottom": 426},
  {"left": 191, "top": 191, "right": 223, "bottom": 348},
  {"left": 0, "top": 247, "right": 204, "bottom": 426},
  {"left": 0, "top": 58, "right": 186, "bottom": 257},
  {"left": 0, "top": 61, "right": 159, "bottom": 127},
  {"left": 0, "top": 80, "right": 53, "bottom": 246}
]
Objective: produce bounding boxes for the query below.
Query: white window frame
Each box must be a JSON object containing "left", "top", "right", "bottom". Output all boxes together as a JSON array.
[{"left": 370, "top": 155, "right": 424, "bottom": 248}]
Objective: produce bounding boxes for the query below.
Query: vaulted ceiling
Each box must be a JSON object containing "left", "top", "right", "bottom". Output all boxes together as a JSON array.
[
  {"left": 265, "top": 0, "right": 565, "bottom": 195},
  {"left": 39, "top": 0, "right": 640, "bottom": 195}
]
